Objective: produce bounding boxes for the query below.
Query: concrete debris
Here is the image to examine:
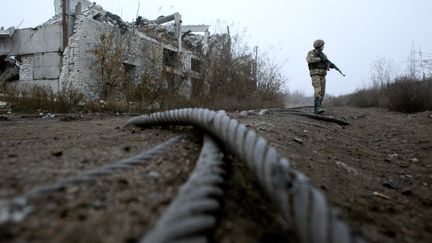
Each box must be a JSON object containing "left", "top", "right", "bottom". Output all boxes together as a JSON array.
[
  {"left": 148, "top": 171, "right": 161, "bottom": 178},
  {"left": 335, "top": 160, "right": 358, "bottom": 175},
  {"left": 293, "top": 137, "right": 303, "bottom": 144},
  {"left": 239, "top": 111, "right": 249, "bottom": 117},
  {"left": 40, "top": 113, "right": 56, "bottom": 119},
  {"left": 258, "top": 109, "right": 268, "bottom": 116},
  {"left": 385, "top": 153, "right": 399, "bottom": 162},
  {"left": 0, "top": 197, "right": 34, "bottom": 224},
  {"left": 0, "top": 101, "right": 11, "bottom": 113},
  {"left": 373, "top": 191, "right": 390, "bottom": 200},
  {"left": 383, "top": 179, "right": 398, "bottom": 190},
  {"left": 0, "top": 27, "right": 15, "bottom": 38},
  {"left": 401, "top": 188, "right": 413, "bottom": 196}
]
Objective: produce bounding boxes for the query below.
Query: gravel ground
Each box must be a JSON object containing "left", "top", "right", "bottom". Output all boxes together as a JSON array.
[{"left": 0, "top": 106, "right": 431, "bottom": 243}]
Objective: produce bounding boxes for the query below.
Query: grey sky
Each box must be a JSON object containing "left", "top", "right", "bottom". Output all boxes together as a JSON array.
[{"left": 2, "top": 0, "right": 431, "bottom": 95}]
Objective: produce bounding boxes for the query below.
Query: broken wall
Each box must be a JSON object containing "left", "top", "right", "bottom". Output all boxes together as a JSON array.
[
  {"left": 0, "top": 23, "right": 63, "bottom": 91},
  {"left": 0, "top": 23, "right": 63, "bottom": 56},
  {"left": 60, "top": 13, "right": 199, "bottom": 99},
  {"left": 60, "top": 15, "right": 163, "bottom": 98}
]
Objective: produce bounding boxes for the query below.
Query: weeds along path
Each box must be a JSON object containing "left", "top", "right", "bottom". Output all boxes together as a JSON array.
[{"left": 0, "top": 107, "right": 431, "bottom": 243}]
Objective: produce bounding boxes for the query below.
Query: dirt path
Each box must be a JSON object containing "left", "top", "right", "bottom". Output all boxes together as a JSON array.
[{"left": 0, "top": 107, "right": 431, "bottom": 243}]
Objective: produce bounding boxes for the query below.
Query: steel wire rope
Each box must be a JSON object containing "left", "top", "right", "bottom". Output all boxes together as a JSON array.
[
  {"left": 141, "top": 135, "right": 225, "bottom": 243},
  {"left": 125, "top": 108, "right": 364, "bottom": 243},
  {"left": 0, "top": 136, "right": 183, "bottom": 224}
]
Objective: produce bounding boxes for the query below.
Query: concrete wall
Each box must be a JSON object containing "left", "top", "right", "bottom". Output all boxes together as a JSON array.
[
  {"left": 33, "top": 52, "right": 62, "bottom": 80},
  {"left": 9, "top": 54, "right": 60, "bottom": 91},
  {"left": 0, "top": 23, "right": 62, "bottom": 56}
]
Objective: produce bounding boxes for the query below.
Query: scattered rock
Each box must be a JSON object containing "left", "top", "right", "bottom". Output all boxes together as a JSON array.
[
  {"left": 41, "top": 113, "right": 56, "bottom": 119},
  {"left": 89, "top": 200, "right": 105, "bottom": 210},
  {"left": 0, "top": 197, "right": 34, "bottom": 223},
  {"left": 422, "top": 199, "right": 432, "bottom": 207},
  {"left": 117, "top": 178, "right": 129, "bottom": 185},
  {"left": 401, "top": 188, "right": 413, "bottom": 196},
  {"left": 0, "top": 115, "right": 9, "bottom": 121},
  {"left": 383, "top": 180, "right": 398, "bottom": 190},
  {"left": 148, "top": 171, "right": 161, "bottom": 178},
  {"left": 239, "top": 111, "right": 249, "bottom": 117},
  {"left": 59, "top": 115, "right": 78, "bottom": 122},
  {"left": 51, "top": 151, "right": 63, "bottom": 157},
  {"left": 293, "top": 137, "right": 303, "bottom": 144},
  {"left": 409, "top": 158, "right": 419, "bottom": 163},
  {"left": 258, "top": 109, "right": 268, "bottom": 116},
  {"left": 335, "top": 161, "right": 358, "bottom": 175},
  {"left": 385, "top": 153, "right": 398, "bottom": 162},
  {"left": 373, "top": 191, "right": 390, "bottom": 200}
]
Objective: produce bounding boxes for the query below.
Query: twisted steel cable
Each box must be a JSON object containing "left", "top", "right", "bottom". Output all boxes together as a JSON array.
[
  {"left": 141, "top": 135, "right": 225, "bottom": 243},
  {"left": 126, "top": 108, "right": 364, "bottom": 243},
  {"left": 0, "top": 136, "right": 182, "bottom": 224}
]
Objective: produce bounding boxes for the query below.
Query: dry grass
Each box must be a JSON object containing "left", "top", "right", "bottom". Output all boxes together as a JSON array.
[
  {"left": 2, "top": 84, "right": 84, "bottom": 113},
  {"left": 328, "top": 77, "right": 432, "bottom": 113}
]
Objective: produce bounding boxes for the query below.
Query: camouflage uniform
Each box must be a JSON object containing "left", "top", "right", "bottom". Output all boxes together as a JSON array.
[
  {"left": 306, "top": 48, "right": 328, "bottom": 102},
  {"left": 306, "top": 40, "right": 329, "bottom": 113}
]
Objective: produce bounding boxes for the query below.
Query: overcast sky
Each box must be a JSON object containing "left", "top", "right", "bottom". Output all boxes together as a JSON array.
[{"left": 1, "top": 0, "right": 431, "bottom": 95}]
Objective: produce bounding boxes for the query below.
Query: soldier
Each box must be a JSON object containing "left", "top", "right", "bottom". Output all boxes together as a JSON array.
[{"left": 306, "top": 39, "right": 330, "bottom": 114}]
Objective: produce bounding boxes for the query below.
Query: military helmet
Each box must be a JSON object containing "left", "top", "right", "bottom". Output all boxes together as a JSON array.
[{"left": 313, "top": 39, "right": 325, "bottom": 48}]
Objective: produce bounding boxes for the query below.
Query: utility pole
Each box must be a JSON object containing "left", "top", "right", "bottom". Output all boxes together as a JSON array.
[
  {"left": 254, "top": 46, "right": 259, "bottom": 82},
  {"left": 62, "top": 0, "right": 68, "bottom": 50},
  {"left": 409, "top": 42, "right": 416, "bottom": 78}
]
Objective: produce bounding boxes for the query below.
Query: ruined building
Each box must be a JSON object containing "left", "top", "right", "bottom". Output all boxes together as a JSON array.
[{"left": 0, "top": 0, "right": 210, "bottom": 99}]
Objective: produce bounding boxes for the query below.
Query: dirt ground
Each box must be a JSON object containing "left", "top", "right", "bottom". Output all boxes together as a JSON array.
[{"left": 0, "top": 106, "right": 431, "bottom": 243}]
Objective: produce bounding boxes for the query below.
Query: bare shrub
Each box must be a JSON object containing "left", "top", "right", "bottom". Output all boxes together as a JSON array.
[
  {"left": 199, "top": 26, "right": 286, "bottom": 110},
  {"left": 329, "top": 77, "right": 432, "bottom": 113},
  {"left": 57, "top": 82, "right": 85, "bottom": 112},
  {"left": 383, "top": 76, "right": 432, "bottom": 113},
  {"left": 369, "top": 57, "right": 398, "bottom": 88},
  {"left": 3, "top": 85, "right": 55, "bottom": 112},
  {"left": 346, "top": 88, "right": 382, "bottom": 108},
  {"left": 325, "top": 94, "right": 349, "bottom": 107},
  {"left": 90, "top": 28, "right": 130, "bottom": 102}
]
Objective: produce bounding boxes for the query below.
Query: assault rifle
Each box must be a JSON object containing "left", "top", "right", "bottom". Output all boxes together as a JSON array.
[{"left": 320, "top": 52, "right": 346, "bottom": 77}]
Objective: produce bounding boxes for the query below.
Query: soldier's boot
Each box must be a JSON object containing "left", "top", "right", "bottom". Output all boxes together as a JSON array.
[
  {"left": 314, "top": 97, "right": 324, "bottom": 114},
  {"left": 318, "top": 98, "right": 325, "bottom": 113}
]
